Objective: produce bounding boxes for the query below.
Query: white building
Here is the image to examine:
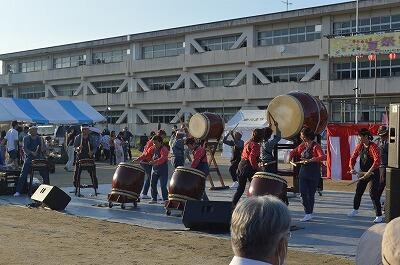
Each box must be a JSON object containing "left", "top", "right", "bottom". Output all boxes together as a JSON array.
[{"left": 1, "top": 0, "right": 400, "bottom": 134}]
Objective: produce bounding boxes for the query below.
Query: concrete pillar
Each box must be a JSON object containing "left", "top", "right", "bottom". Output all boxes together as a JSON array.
[
  {"left": 85, "top": 49, "right": 92, "bottom": 65},
  {"left": 130, "top": 42, "right": 142, "bottom": 60}
]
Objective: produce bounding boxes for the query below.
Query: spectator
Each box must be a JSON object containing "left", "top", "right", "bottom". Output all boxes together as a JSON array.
[
  {"left": 115, "top": 131, "right": 125, "bottom": 164},
  {"left": 0, "top": 131, "right": 6, "bottom": 166},
  {"left": 123, "top": 127, "right": 133, "bottom": 160},
  {"left": 382, "top": 217, "right": 400, "bottom": 265},
  {"left": 100, "top": 131, "right": 110, "bottom": 161},
  {"left": 65, "top": 128, "right": 77, "bottom": 171},
  {"left": 5, "top": 121, "right": 19, "bottom": 168},
  {"left": 230, "top": 196, "right": 291, "bottom": 265},
  {"left": 109, "top": 131, "right": 116, "bottom": 165},
  {"left": 138, "top": 131, "right": 156, "bottom": 200},
  {"left": 170, "top": 129, "right": 185, "bottom": 168},
  {"left": 223, "top": 131, "right": 244, "bottom": 189}
]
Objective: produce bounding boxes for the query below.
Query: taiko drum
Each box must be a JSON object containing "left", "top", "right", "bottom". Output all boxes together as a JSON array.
[
  {"left": 168, "top": 166, "right": 206, "bottom": 202},
  {"left": 110, "top": 163, "right": 145, "bottom": 201},
  {"left": 248, "top": 172, "right": 288, "bottom": 202},
  {"left": 188, "top": 112, "right": 224, "bottom": 140}
]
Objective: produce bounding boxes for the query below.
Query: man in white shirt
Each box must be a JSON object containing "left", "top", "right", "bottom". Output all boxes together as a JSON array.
[
  {"left": 230, "top": 196, "right": 291, "bottom": 265},
  {"left": 5, "top": 121, "right": 19, "bottom": 168}
]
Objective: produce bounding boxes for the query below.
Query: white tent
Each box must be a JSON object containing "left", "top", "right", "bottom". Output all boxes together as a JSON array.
[
  {"left": 222, "top": 110, "right": 267, "bottom": 158},
  {"left": 222, "top": 109, "right": 292, "bottom": 161}
]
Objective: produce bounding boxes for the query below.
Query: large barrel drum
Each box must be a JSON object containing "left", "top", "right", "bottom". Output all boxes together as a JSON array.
[
  {"left": 188, "top": 112, "right": 224, "bottom": 140},
  {"left": 110, "top": 163, "right": 145, "bottom": 201},
  {"left": 168, "top": 166, "right": 206, "bottom": 202},
  {"left": 248, "top": 172, "right": 288, "bottom": 203},
  {"left": 266, "top": 91, "right": 328, "bottom": 139}
]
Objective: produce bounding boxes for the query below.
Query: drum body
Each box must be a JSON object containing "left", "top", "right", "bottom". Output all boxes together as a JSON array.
[
  {"left": 266, "top": 91, "right": 328, "bottom": 139},
  {"left": 189, "top": 112, "right": 224, "bottom": 140},
  {"left": 168, "top": 166, "right": 206, "bottom": 202},
  {"left": 78, "top": 158, "right": 95, "bottom": 170},
  {"left": 110, "top": 163, "right": 145, "bottom": 201},
  {"left": 248, "top": 172, "right": 288, "bottom": 202}
]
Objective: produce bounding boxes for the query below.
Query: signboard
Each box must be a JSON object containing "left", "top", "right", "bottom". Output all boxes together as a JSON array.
[{"left": 329, "top": 32, "right": 400, "bottom": 57}]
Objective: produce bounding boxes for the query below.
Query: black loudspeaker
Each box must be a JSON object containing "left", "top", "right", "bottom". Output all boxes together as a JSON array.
[
  {"left": 388, "top": 104, "right": 400, "bottom": 168},
  {"left": 182, "top": 200, "right": 232, "bottom": 232},
  {"left": 31, "top": 184, "right": 71, "bottom": 211},
  {"left": 385, "top": 168, "right": 400, "bottom": 223}
]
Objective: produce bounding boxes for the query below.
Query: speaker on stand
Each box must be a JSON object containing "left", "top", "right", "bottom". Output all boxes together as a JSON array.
[{"left": 386, "top": 104, "right": 400, "bottom": 222}]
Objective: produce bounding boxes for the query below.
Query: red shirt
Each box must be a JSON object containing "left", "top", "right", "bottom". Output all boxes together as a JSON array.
[
  {"left": 191, "top": 145, "right": 207, "bottom": 169},
  {"left": 138, "top": 139, "right": 154, "bottom": 162},
  {"left": 349, "top": 142, "right": 381, "bottom": 170},
  {"left": 289, "top": 142, "right": 326, "bottom": 162},
  {"left": 137, "top": 145, "right": 168, "bottom": 166},
  {"left": 241, "top": 140, "right": 260, "bottom": 170}
]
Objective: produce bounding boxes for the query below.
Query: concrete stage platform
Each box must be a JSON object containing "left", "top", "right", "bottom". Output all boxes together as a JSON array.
[{"left": 0, "top": 184, "right": 379, "bottom": 258}]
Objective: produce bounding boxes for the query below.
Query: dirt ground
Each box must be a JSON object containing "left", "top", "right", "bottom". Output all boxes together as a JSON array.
[{"left": 0, "top": 206, "right": 354, "bottom": 265}]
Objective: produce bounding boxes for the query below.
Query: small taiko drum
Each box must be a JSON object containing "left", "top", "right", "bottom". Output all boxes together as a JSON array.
[
  {"left": 78, "top": 158, "right": 95, "bottom": 170},
  {"left": 248, "top": 172, "right": 288, "bottom": 203},
  {"left": 266, "top": 91, "right": 328, "bottom": 139},
  {"left": 188, "top": 112, "right": 224, "bottom": 140},
  {"left": 168, "top": 166, "right": 206, "bottom": 202},
  {"left": 31, "top": 159, "right": 49, "bottom": 169},
  {"left": 109, "top": 163, "right": 145, "bottom": 202}
]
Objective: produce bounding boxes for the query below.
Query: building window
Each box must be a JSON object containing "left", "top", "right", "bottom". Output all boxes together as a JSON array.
[
  {"left": 144, "top": 76, "right": 181, "bottom": 90},
  {"left": 19, "top": 60, "right": 48, "bottom": 73},
  {"left": 92, "top": 50, "right": 124, "bottom": 64},
  {"left": 18, "top": 86, "right": 45, "bottom": 99},
  {"left": 333, "top": 58, "right": 400, "bottom": 79},
  {"left": 6, "top": 64, "right": 18, "bottom": 73},
  {"left": 258, "top": 65, "right": 315, "bottom": 83},
  {"left": 258, "top": 25, "right": 321, "bottom": 46},
  {"left": 91, "top": 80, "right": 124, "bottom": 94},
  {"left": 54, "top": 55, "right": 86, "bottom": 69},
  {"left": 142, "top": 109, "right": 180, "bottom": 124},
  {"left": 195, "top": 107, "right": 241, "bottom": 123},
  {"left": 98, "top": 110, "right": 124, "bottom": 124},
  {"left": 197, "top": 34, "right": 243, "bottom": 51},
  {"left": 53, "top": 84, "right": 79, "bottom": 96},
  {"left": 333, "top": 14, "right": 400, "bottom": 35},
  {"left": 142, "top": 42, "right": 184, "bottom": 59},
  {"left": 197, "top": 71, "right": 242, "bottom": 87}
]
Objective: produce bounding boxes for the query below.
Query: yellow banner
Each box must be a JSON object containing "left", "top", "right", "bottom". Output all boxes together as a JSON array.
[{"left": 329, "top": 32, "right": 400, "bottom": 57}]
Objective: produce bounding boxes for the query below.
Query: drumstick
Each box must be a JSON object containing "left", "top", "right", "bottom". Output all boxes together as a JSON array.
[
  {"left": 346, "top": 171, "right": 369, "bottom": 186},
  {"left": 262, "top": 161, "right": 277, "bottom": 166}
]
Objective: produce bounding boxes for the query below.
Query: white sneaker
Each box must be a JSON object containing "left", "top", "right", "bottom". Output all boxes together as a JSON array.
[
  {"left": 348, "top": 209, "right": 359, "bottom": 217},
  {"left": 230, "top": 181, "right": 239, "bottom": 189},
  {"left": 373, "top": 216, "right": 384, "bottom": 223},
  {"left": 140, "top": 194, "right": 151, "bottom": 199},
  {"left": 300, "top": 214, "right": 313, "bottom": 222},
  {"left": 13, "top": 192, "right": 21, "bottom": 197}
]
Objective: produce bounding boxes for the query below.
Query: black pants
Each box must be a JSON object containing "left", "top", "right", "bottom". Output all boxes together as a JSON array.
[
  {"left": 109, "top": 146, "right": 116, "bottom": 165},
  {"left": 378, "top": 169, "right": 386, "bottom": 200},
  {"left": 229, "top": 160, "right": 240, "bottom": 182},
  {"left": 353, "top": 172, "right": 382, "bottom": 216},
  {"left": 232, "top": 160, "right": 255, "bottom": 206},
  {"left": 299, "top": 178, "right": 318, "bottom": 214}
]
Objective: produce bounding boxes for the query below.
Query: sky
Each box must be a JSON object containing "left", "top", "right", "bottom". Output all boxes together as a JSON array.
[{"left": 0, "top": 0, "right": 350, "bottom": 56}]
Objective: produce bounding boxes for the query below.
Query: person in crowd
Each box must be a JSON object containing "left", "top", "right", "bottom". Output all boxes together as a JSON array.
[
  {"left": 65, "top": 128, "right": 77, "bottom": 172},
  {"left": 185, "top": 137, "right": 209, "bottom": 200},
  {"left": 170, "top": 127, "right": 185, "bottom": 168},
  {"left": 13, "top": 125, "right": 49, "bottom": 197},
  {"left": 182, "top": 124, "right": 192, "bottom": 164},
  {"left": 223, "top": 130, "right": 244, "bottom": 189},
  {"left": 0, "top": 131, "right": 6, "bottom": 166},
  {"left": 18, "top": 126, "right": 29, "bottom": 163},
  {"left": 100, "top": 130, "right": 110, "bottom": 161},
  {"left": 348, "top": 128, "right": 383, "bottom": 223},
  {"left": 138, "top": 131, "right": 156, "bottom": 199},
  {"left": 115, "top": 131, "right": 125, "bottom": 164},
  {"left": 73, "top": 125, "right": 97, "bottom": 189},
  {"left": 230, "top": 195, "right": 291, "bottom": 265},
  {"left": 109, "top": 131, "right": 116, "bottom": 165},
  {"left": 136, "top": 135, "right": 169, "bottom": 204},
  {"left": 261, "top": 119, "right": 281, "bottom": 173},
  {"left": 123, "top": 127, "right": 133, "bottom": 161},
  {"left": 375, "top": 125, "right": 388, "bottom": 205},
  {"left": 5, "top": 121, "right": 19, "bottom": 168},
  {"left": 288, "top": 127, "right": 326, "bottom": 222},
  {"left": 232, "top": 128, "right": 264, "bottom": 207}
]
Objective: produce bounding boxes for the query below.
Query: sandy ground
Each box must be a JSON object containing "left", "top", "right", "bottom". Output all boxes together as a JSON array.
[{"left": 0, "top": 205, "right": 355, "bottom": 265}]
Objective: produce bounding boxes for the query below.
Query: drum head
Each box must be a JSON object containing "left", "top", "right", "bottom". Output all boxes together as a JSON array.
[
  {"left": 253, "top": 172, "right": 288, "bottom": 185},
  {"left": 266, "top": 95, "right": 305, "bottom": 139},
  {"left": 119, "top": 162, "right": 145, "bottom": 173},
  {"left": 189, "top": 113, "right": 209, "bottom": 139},
  {"left": 175, "top": 166, "right": 206, "bottom": 179}
]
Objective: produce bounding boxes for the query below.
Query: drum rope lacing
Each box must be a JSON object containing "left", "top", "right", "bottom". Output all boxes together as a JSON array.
[
  {"left": 253, "top": 174, "right": 288, "bottom": 185},
  {"left": 110, "top": 188, "right": 139, "bottom": 200},
  {"left": 168, "top": 193, "right": 199, "bottom": 202}
]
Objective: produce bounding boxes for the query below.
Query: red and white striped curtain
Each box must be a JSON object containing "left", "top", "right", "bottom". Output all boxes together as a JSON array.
[{"left": 326, "top": 123, "right": 381, "bottom": 181}]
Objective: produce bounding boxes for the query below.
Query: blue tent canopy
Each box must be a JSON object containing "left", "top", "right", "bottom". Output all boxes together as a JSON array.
[{"left": 0, "top": 97, "right": 105, "bottom": 125}]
